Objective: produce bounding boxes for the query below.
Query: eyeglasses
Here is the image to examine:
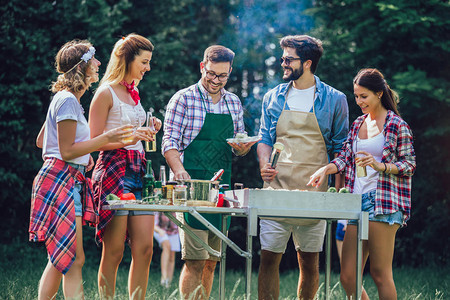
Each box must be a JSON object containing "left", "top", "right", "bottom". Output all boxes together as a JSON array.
[
  {"left": 279, "top": 56, "right": 302, "bottom": 66},
  {"left": 203, "top": 66, "right": 230, "bottom": 82}
]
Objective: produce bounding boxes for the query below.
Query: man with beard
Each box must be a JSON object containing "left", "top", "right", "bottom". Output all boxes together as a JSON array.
[
  {"left": 162, "top": 45, "right": 256, "bottom": 299},
  {"left": 257, "top": 35, "right": 349, "bottom": 300}
]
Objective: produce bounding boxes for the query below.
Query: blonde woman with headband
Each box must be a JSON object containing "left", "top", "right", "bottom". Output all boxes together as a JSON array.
[
  {"left": 29, "top": 40, "right": 132, "bottom": 300},
  {"left": 89, "top": 33, "right": 161, "bottom": 300}
]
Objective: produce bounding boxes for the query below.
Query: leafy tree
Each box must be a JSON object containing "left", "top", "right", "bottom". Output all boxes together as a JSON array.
[
  {"left": 1, "top": 0, "right": 448, "bottom": 271},
  {"left": 0, "top": 0, "right": 237, "bottom": 243},
  {"left": 118, "top": 0, "right": 237, "bottom": 174},
  {"left": 0, "top": 0, "right": 133, "bottom": 241}
]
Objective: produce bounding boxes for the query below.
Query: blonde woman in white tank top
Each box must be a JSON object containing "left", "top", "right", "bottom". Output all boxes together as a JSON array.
[{"left": 89, "top": 34, "right": 162, "bottom": 300}]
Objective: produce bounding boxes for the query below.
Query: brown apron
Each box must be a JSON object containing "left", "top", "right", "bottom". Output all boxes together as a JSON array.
[{"left": 264, "top": 83, "right": 329, "bottom": 225}]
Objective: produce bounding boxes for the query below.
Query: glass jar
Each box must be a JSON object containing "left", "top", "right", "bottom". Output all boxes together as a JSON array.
[{"left": 172, "top": 185, "right": 187, "bottom": 206}]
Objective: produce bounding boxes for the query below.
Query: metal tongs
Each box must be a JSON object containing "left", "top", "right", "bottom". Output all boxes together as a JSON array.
[
  {"left": 223, "top": 196, "right": 240, "bottom": 204},
  {"left": 271, "top": 142, "right": 285, "bottom": 168}
]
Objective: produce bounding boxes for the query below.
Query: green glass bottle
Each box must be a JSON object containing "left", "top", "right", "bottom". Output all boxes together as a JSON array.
[
  {"left": 143, "top": 160, "right": 155, "bottom": 201},
  {"left": 154, "top": 181, "right": 162, "bottom": 202}
]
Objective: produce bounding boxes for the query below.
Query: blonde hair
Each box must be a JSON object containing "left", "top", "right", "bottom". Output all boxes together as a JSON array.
[
  {"left": 51, "top": 40, "right": 95, "bottom": 93},
  {"left": 100, "top": 33, "right": 154, "bottom": 87}
]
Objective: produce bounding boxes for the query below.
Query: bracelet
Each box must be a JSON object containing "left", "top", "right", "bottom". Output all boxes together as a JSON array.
[{"left": 383, "top": 162, "right": 387, "bottom": 172}]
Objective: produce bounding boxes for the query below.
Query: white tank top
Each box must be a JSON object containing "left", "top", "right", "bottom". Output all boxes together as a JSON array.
[
  {"left": 352, "top": 131, "right": 385, "bottom": 194},
  {"left": 104, "top": 85, "right": 146, "bottom": 151}
]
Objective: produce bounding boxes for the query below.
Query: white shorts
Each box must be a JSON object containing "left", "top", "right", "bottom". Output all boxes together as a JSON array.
[
  {"left": 259, "top": 219, "right": 326, "bottom": 253},
  {"left": 154, "top": 232, "right": 181, "bottom": 252}
]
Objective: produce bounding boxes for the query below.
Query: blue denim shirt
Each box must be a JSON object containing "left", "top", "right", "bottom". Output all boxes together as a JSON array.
[{"left": 258, "top": 75, "right": 349, "bottom": 160}]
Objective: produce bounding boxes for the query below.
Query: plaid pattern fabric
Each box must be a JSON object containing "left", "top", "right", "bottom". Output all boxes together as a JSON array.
[
  {"left": 29, "top": 157, "right": 97, "bottom": 274},
  {"left": 92, "top": 148, "right": 146, "bottom": 244},
  {"left": 332, "top": 110, "right": 416, "bottom": 224},
  {"left": 162, "top": 80, "right": 245, "bottom": 155}
]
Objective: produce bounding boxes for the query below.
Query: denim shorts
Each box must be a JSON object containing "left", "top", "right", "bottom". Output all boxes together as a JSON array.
[
  {"left": 335, "top": 222, "right": 346, "bottom": 241},
  {"left": 68, "top": 163, "right": 85, "bottom": 217},
  {"left": 348, "top": 190, "right": 403, "bottom": 226},
  {"left": 115, "top": 168, "right": 154, "bottom": 216}
]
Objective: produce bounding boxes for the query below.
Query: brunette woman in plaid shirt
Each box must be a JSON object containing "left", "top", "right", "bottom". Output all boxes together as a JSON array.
[
  {"left": 308, "top": 68, "right": 416, "bottom": 300},
  {"left": 30, "top": 40, "right": 131, "bottom": 300}
]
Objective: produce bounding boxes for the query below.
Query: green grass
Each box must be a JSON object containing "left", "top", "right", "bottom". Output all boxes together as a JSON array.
[{"left": 1, "top": 242, "right": 448, "bottom": 299}]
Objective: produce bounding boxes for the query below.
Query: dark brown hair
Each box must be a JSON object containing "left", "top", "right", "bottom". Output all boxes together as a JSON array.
[
  {"left": 353, "top": 68, "right": 400, "bottom": 116},
  {"left": 280, "top": 35, "right": 323, "bottom": 74},
  {"left": 203, "top": 45, "right": 235, "bottom": 66}
]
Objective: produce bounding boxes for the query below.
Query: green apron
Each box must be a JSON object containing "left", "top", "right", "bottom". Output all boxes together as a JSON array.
[{"left": 182, "top": 84, "right": 234, "bottom": 230}]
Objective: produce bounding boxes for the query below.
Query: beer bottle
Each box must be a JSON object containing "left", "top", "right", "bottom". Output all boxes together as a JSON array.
[{"left": 143, "top": 160, "right": 155, "bottom": 201}]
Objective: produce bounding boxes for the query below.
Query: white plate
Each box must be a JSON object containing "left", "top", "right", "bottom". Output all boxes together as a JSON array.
[{"left": 226, "top": 136, "right": 261, "bottom": 143}]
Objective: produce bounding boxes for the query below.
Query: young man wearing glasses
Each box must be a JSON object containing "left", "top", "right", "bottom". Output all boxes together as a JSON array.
[
  {"left": 162, "top": 45, "right": 256, "bottom": 299},
  {"left": 257, "top": 35, "right": 349, "bottom": 300}
]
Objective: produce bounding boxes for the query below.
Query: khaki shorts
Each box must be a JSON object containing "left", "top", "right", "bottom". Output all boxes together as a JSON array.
[
  {"left": 260, "top": 219, "right": 326, "bottom": 253},
  {"left": 176, "top": 213, "right": 221, "bottom": 261}
]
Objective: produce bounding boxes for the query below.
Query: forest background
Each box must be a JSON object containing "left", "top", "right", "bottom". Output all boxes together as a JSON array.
[{"left": 0, "top": 0, "right": 449, "bottom": 272}]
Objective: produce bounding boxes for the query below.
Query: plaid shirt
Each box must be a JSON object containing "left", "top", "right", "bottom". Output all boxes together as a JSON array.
[
  {"left": 92, "top": 148, "right": 145, "bottom": 244},
  {"left": 162, "top": 80, "right": 245, "bottom": 155},
  {"left": 332, "top": 110, "right": 416, "bottom": 224},
  {"left": 29, "top": 157, "right": 97, "bottom": 274}
]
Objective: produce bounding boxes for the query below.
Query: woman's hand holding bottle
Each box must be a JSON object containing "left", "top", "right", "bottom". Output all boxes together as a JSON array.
[
  {"left": 145, "top": 111, "right": 161, "bottom": 152},
  {"left": 135, "top": 127, "right": 155, "bottom": 142}
]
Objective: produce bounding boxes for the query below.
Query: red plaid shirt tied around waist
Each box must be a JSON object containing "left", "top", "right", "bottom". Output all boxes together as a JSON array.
[
  {"left": 92, "top": 148, "right": 146, "bottom": 244},
  {"left": 29, "top": 157, "right": 97, "bottom": 274},
  {"left": 332, "top": 110, "right": 416, "bottom": 225}
]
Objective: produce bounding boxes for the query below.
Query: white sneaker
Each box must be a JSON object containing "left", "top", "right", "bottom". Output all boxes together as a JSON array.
[{"left": 160, "top": 279, "right": 170, "bottom": 288}]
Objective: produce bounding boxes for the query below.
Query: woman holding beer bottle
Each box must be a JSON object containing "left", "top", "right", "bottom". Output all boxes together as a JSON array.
[{"left": 89, "top": 33, "right": 161, "bottom": 300}]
